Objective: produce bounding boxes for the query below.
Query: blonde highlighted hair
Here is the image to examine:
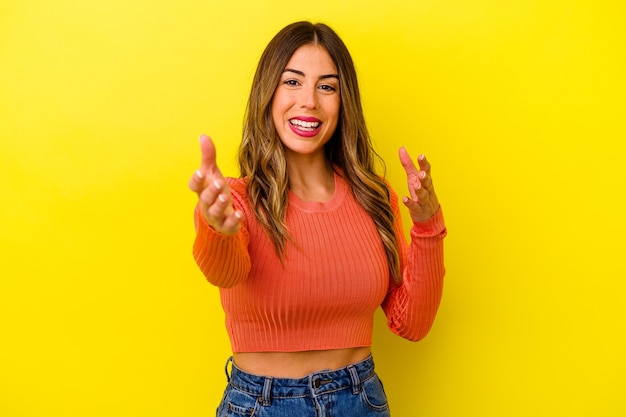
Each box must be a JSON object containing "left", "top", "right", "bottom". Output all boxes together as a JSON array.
[{"left": 239, "top": 21, "right": 401, "bottom": 283}]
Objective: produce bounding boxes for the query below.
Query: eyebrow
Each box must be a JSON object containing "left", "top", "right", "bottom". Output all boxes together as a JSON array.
[{"left": 283, "top": 68, "right": 339, "bottom": 80}]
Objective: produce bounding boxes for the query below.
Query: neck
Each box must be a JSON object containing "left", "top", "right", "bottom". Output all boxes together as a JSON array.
[{"left": 286, "top": 153, "right": 335, "bottom": 203}]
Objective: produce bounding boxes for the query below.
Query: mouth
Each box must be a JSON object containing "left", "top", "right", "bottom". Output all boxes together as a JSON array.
[{"left": 289, "top": 118, "right": 321, "bottom": 132}]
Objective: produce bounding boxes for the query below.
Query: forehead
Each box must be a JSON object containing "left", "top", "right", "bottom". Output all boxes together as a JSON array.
[{"left": 285, "top": 44, "right": 338, "bottom": 74}]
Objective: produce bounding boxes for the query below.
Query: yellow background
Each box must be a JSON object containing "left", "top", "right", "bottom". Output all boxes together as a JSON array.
[{"left": 1, "top": 1, "right": 624, "bottom": 416}]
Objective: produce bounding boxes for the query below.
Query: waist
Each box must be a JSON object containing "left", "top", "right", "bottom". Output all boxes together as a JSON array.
[
  {"left": 233, "top": 347, "right": 371, "bottom": 378},
  {"left": 227, "top": 354, "right": 377, "bottom": 399}
]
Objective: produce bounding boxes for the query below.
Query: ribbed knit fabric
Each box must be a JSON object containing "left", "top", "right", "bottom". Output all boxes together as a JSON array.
[{"left": 193, "top": 172, "right": 446, "bottom": 352}]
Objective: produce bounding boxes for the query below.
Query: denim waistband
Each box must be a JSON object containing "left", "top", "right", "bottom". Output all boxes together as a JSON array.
[{"left": 225, "top": 355, "right": 377, "bottom": 404}]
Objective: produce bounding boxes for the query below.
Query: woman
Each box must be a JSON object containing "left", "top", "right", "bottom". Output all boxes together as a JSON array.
[{"left": 189, "top": 21, "right": 446, "bottom": 417}]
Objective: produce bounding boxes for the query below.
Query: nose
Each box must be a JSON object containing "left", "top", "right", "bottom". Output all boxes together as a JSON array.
[{"left": 298, "top": 85, "right": 318, "bottom": 109}]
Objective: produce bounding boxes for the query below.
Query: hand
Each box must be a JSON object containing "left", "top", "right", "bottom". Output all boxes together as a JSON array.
[
  {"left": 398, "top": 147, "right": 440, "bottom": 223},
  {"left": 188, "top": 135, "right": 242, "bottom": 235}
]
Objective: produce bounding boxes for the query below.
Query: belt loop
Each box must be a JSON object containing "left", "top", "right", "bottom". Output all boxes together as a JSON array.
[
  {"left": 261, "top": 376, "right": 273, "bottom": 406},
  {"left": 224, "top": 356, "right": 233, "bottom": 383},
  {"left": 347, "top": 365, "right": 361, "bottom": 394}
]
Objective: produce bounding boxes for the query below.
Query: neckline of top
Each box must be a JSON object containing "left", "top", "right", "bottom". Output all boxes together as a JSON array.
[{"left": 288, "top": 171, "right": 348, "bottom": 213}]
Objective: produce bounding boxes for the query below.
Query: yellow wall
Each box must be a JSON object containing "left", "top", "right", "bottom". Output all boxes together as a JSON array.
[{"left": 1, "top": 1, "right": 624, "bottom": 416}]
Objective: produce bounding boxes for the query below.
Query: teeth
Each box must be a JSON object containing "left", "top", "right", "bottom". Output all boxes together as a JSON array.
[{"left": 290, "top": 119, "right": 320, "bottom": 130}]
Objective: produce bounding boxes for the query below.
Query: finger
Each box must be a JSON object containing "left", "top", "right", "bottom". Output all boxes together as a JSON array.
[
  {"left": 398, "top": 147, "right": 420, "bottom": 176},
  {"left": 402, "top": 195, "right": 420, "bottom": 212},
  {"left": 400, "top": 147, "right": 421, "bottom": 201},
  {"left": 414, "top": 182, "right": 431, "bottom": 204},
  {"left": 407, "top": 177, "right": 427, "bottom": 204},
  {"left": 188, "top": 169, "right": 206, "bottom": 193},
  {"left": 205, "top": 192, "right": 232, "bottom": 221},
  {"left": 219, "top": 211, "right": 243, "bottom": 236},
  {"left": 417, "top": 154, "right": 432, "bottom": 176},
  {"left": 199, "top": 134, "right": 224, "bottom": 179},
  {"left": 406, "top": 175, "right": 419, "bottom": 201},
  {"left": 198, "top": 179, "right": 227, "bottom": 208},
  {"left": 417, "top": 170, "right": 434, "bottom": 191},
  {"left": 407, "top": 176, "right": 435, "bottom": 205},
  {"left": 202, "top": 193, "right": 242, "bottom": 236}
]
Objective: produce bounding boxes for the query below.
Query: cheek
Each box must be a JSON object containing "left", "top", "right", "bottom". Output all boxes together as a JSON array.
[
  {"left": 270, "top": 99, "right": 282, "bottom": 126},
  {"left": 271, "top": 92, "right": 289, "bottom": 122},
  {"left": 330, "top": 94, "right": 340, "bottom": 114},
  {"left": 327, "top": 99, "right": 341, "bottom": 124}
]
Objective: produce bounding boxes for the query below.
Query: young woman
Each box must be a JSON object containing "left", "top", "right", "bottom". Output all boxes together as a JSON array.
[{"left": 189, "top": 21, "right": 446, "bottom": 417}]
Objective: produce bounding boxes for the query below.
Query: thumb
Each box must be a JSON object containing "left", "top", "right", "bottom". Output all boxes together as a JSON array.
[{"left": 199, "top": 134, "right": 222, "bottom": 178}]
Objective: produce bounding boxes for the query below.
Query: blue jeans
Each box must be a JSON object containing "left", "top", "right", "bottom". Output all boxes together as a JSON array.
[{"left": 216, "top": 355, "right": 391, "bottom": 417}]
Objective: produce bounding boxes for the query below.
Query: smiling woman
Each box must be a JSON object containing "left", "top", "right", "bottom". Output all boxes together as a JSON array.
[
  {"left": 2, "top": 1, "right": 624, "bottom": 416},
  {"left": 188, "top": 21, "right": 446, "bottom": 417},
  {"left": 272, "top": 44, "right": 340, "bottom": 163}
]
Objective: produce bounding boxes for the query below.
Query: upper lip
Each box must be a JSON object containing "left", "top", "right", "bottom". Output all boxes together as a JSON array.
[{"left": 290, "top": 116, "right": 321, "bottom": 123}]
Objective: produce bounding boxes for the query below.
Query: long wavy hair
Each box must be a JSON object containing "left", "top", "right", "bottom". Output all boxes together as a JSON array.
[{"left": 239, "top": 21, "right": 401, "bottom": 284}]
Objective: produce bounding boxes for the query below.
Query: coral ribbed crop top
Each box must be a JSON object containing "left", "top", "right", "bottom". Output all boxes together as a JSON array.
[{"left": 192, "top": 172, "right": 446, "bottom": 352}]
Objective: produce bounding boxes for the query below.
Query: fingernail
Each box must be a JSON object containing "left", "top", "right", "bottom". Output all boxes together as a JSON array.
[
  {"left": 234, "top": 211, "right": 243, "bottom": 219},
  {"left": 416, "top": 182, "right": 421, "bottom": 189},
  {"left": 195, "top": 169, "right": 204, "bottom": 179},
  {"left": 403, "top": 196, "right": 409, "bottom": 203},
  {"left": 199, "top": 134, "right": 206, "bottom": 143},
  {"left": 420, "top": 171, "right": 427, "bottom": 179},
  {"left": 213, "top": 179, "right": 222, "bottom": 190},
  {"left": 419, "top": 154, "right": 425, "bottom": 161},
  {"left": 218, "top": 194, "right": 227, "bottom": 203}
]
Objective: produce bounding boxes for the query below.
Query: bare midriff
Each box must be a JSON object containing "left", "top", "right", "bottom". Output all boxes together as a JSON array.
[{"left": 233, "top": 346, "right": 372, "bottom": 378}]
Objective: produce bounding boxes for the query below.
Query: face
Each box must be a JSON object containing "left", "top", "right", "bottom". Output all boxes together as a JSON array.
[{"left": 271, "top": 44, "right": 340, "bottom": 161}]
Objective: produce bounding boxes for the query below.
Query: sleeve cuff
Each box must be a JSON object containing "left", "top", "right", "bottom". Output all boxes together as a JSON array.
[
  {"left": 194, "top": 205, "right": 238, "bottom": 241},
  {"left": 411, "top": 206, "right": 446, "bottom": 237}
]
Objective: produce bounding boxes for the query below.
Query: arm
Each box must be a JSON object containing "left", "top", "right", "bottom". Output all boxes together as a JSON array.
[
  {"left": 382, "top": 148, "right": 447, "bottom": 341},
  {"left": 192, "top": 188, "right": 251, "bottom": 288},
  {"left": 382, "top": 201, "right": 446, "bottom": 341},
  {"left": 189, "top": 135, "right": 251, "bottom": 288}
]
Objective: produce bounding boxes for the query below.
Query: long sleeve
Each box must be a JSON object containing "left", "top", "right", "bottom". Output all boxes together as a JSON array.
[
  {"left": 192, "top": 179, "right": 251, "bottom": 288},
  {"left": 382, "top": 194, "right": 447, "bottom": 342}
]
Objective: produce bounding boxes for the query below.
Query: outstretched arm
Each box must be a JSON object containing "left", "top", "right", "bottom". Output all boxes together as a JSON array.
[{"left": 189, "top": 135, "right": 250, "bottom": 288}]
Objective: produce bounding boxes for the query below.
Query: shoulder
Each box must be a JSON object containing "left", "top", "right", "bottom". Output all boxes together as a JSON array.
[
  {"left": 380, "top": 176, "right": 400, "bottom": 209},
  {"left": 226, "top": 177, "right": 247, "bottom": 196}
]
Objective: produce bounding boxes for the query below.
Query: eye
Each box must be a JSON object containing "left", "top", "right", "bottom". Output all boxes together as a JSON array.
[
  {"left": 319, "top": 84, "right": 337, "bottom": 93},
  {"left": 283, "top": 79, "right": 300, "bottom": 87}
]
